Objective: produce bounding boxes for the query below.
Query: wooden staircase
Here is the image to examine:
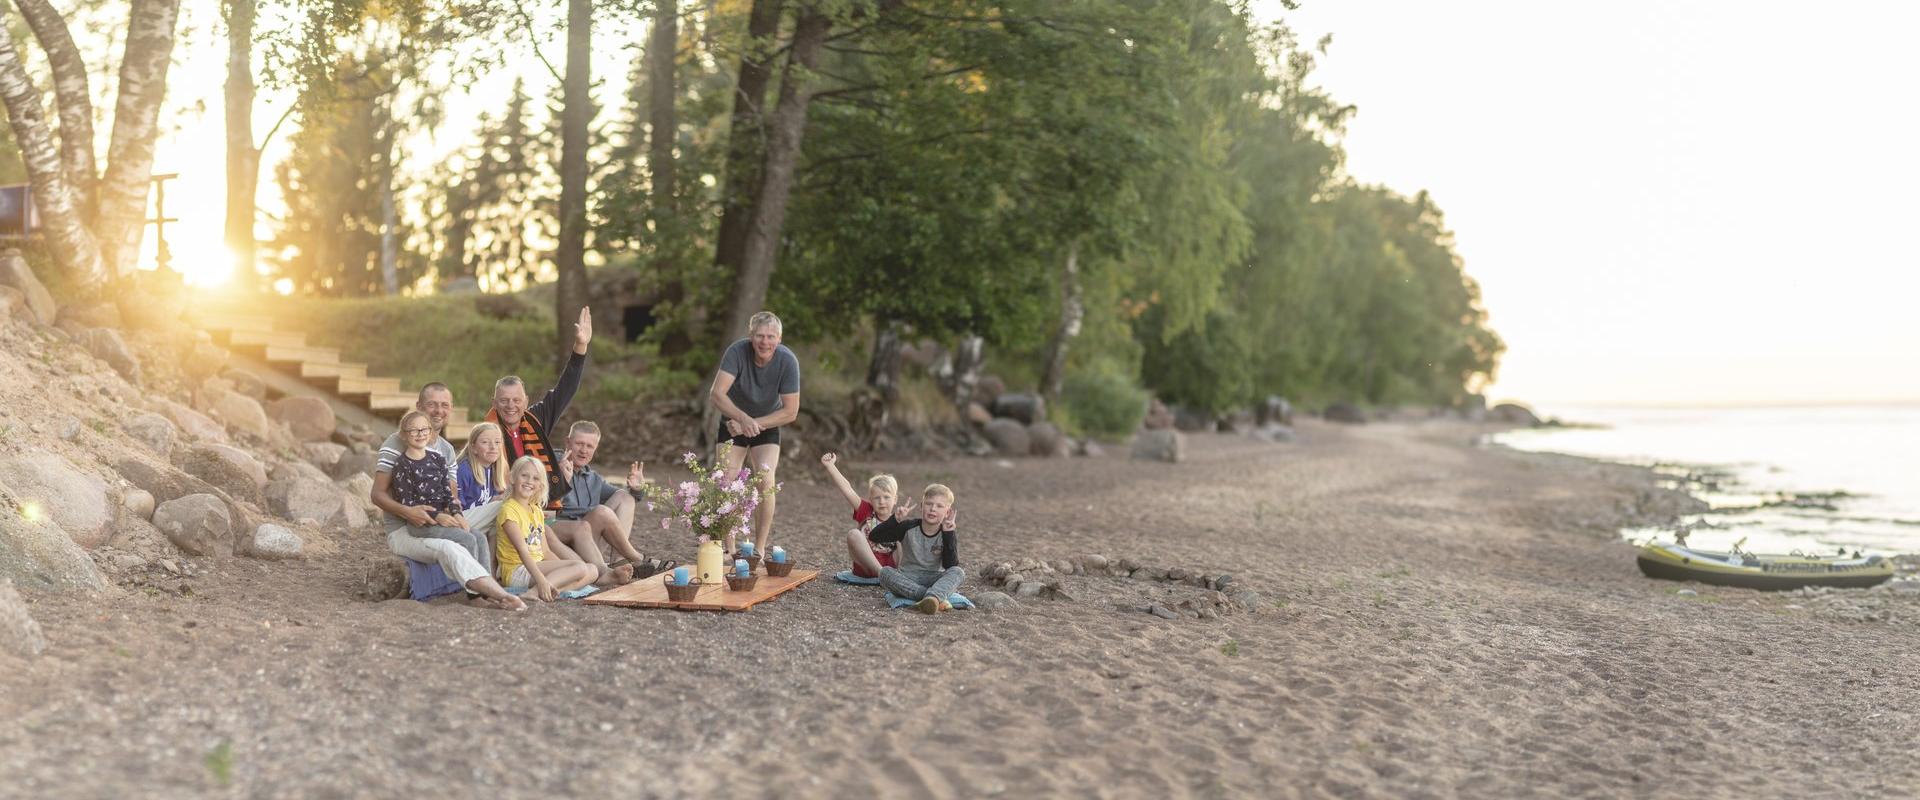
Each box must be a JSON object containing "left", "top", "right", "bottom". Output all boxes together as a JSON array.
[{"left": 190, "top": 309, "right": 475, "bottom": 443}]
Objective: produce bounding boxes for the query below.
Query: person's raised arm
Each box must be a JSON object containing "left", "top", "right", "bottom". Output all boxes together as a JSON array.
[
  {"left": 819, "top": 453, "right": 862, "bottom": 509},
  {"left": 502, "top": 518, "right": 553, "bottom": 601},
  {"left": 372, "top": 471, "right": 433, "bottom": 527},
  {"left": 531, "top": 308, "right": 592, "bottom": 431}
]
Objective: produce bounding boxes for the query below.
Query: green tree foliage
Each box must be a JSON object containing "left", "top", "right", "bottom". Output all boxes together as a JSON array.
[{"left": 434, "top": 77, "right": 555, "bottom": 288}]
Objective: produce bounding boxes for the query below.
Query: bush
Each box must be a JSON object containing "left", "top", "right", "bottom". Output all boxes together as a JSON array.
[{"left": 1059, "top": 367, "right": 1148, "bottom": 440}]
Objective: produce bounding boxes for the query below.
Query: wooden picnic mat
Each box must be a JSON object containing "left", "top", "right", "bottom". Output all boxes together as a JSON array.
[{"left": 583, "top": 569, "right": 819, "bottom": 612}]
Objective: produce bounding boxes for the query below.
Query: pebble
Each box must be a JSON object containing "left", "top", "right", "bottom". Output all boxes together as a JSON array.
[
  {"left": 1082, "top": 554, "right": 1107, "bottom": 572},
  {"left": 57, "top": 417, "right": 81, "bottom": 440},
  {"left": 1016, "top": 582, "right": 1044, "bottom": 599},
  {"left": 1147, "top": 604, "right": 1180, "bottom": 620},
  {"left": 1676, "top": 589, "right": 1698, "bottom": 597},
  {"left": 1167, "top": 567, "right": 1190, "bottom": 581},
  {"left": 975, "top": 591, "right": 1016, "bottom": 610}
]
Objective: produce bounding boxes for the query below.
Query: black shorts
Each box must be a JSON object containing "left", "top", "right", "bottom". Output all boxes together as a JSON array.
[{"left": 718, "top": 423, "right": 781, "bottom": 449}]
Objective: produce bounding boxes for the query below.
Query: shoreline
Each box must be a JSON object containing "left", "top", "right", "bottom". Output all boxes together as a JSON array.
[{"left": 7, "top": 420, "right": 1920, "bottom": 797}]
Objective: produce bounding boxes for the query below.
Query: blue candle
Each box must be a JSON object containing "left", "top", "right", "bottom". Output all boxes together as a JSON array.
[
  {"left": 671, "top": 566, "right": 690, "bottom": 586},
  {"left": 734, "top": 559, "right": 750, "bottom": 577},
  {"left": 770, "top": 547, "right": 787, "bottom": 563},
  {"left": 740, "top": 541, "right": 755, "bottom": 557}
]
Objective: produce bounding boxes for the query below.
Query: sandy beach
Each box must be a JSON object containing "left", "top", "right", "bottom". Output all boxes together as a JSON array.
[{"left": 6, "top": 419, "right": 1919, "bottom": 799}]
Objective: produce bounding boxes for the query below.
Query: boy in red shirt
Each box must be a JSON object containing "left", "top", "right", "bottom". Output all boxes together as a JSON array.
[{"left": 820, "top": 452, "right": 898, "bottom": 578}]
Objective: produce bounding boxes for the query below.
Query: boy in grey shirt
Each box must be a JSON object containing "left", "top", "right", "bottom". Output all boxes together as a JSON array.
[{"left": 866, "top": 483, "right": 965, "bottom": 614}]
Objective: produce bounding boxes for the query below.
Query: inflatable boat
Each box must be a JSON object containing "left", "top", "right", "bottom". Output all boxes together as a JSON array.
[{"left": 1637, "top": 542, "right": 1893, "bottom": 590}]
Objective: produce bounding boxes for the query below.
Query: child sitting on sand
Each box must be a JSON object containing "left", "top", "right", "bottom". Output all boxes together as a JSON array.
[
  {"left": 820, "top": 452, "right": 899, "bottom": 579},
  {"left": 866, "top": 483, "right": 965, "bottom": 614},
  {"left": 496, "top": 456, "right": 596, "bottom": 602}
]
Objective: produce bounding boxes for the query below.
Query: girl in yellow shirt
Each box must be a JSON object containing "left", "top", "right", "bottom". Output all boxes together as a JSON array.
[{"left": 496, "top": 457, "right": 595, "bottom": 601}]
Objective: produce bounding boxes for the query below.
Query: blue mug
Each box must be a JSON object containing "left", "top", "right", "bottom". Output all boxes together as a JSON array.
[{"left": 671, "top": 566, "right": 690, "bottom": 585}]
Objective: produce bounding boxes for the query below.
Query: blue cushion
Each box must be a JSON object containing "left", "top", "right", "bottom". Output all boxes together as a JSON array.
[
  {"left": 834, "top": 570, "right": 882, "bottom": 586},
  {"left": 406, "top": 559, "right": 463, "bottom": 602}
]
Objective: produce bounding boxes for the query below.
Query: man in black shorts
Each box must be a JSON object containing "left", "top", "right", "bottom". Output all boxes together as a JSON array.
[{"left": 709, "top": 310, "right": 800, "bottom": 555}]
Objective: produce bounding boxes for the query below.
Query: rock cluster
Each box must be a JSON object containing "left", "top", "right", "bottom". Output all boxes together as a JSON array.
[{"left": 977, "top": 553, "right": 1263, "bottom": 620}]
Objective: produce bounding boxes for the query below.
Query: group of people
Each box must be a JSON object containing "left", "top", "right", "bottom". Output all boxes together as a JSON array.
[{"left": 370, "top": 308, "right": 965, "bottom": 614}]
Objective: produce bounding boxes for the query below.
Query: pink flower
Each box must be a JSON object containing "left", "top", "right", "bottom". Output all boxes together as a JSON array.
[
  {"left": 736, "top": 468, "right": 751, "bottom": 481},
  {"left": 644, "top": 501, "right": 655, "bottom": 512},
  {"left": 718, "top": 501, "right": 735, "bottom": 515},
  {"left": 699, "top": 514, "right": 715, "bottom": 529},
  {"left": 659, "top": 518, "right": 671, "bottom": 529}
]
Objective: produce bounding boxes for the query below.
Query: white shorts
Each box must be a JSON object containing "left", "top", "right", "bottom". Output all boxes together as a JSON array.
[{"left": 504, "top": 565, "right": 533, "bottom": 590}]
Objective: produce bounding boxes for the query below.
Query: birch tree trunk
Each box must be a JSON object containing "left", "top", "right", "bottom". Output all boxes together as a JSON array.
[
  {"left": 647, "top": 0, "right": 677, "bottom": 209},
  {"left": 710, "top": 0, "right": 785, "bottom": 287},
  {"left": 14, "top": 0, "right": 96, "bottom": 216},
  {"left": 720, "top": 7, "right": 830, "bottom": 343},
  {"left": 223, "top": 0, "right": 258, "bottom": 290},
  {"left": 96, "top": 0, "right": 182, "bottom": 278},
  {"left": 377, "top": 94, "right": 399, "bottom": 296},
  {"left": 554, "top": 0, "right": 593, "bottom": 360},
  {"left": 0, "top": 32, "right": 105, "bottom": 288},
  {"left": 1039, "top": 241, "right": 1082, "bottom": 401}
]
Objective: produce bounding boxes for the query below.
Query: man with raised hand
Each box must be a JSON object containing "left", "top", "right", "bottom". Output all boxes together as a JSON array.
[
  {"left": 709, "top": 310, "right": 801, "bottom": 556},
  {"left": 551, "top": 420, "right": 654, "bottom": 581}
]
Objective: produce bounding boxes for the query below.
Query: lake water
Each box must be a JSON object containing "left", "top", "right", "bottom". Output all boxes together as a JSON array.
[{"left": 1489, "top": 405, "right": 1920, "bottom": 555}]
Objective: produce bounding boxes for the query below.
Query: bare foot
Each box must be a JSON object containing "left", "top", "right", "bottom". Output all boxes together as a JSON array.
[
  {"left": 595, "top": 564, "right": 636, "bottom": 587},
  {"left": 472, "top": 594, "right": 528, "bottom": 611}
]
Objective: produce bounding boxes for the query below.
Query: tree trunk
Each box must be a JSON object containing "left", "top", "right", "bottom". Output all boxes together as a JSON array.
[
  {"left": 223, "top": 0, "right": 258, "bottom": 291},
  {"left": 0, "top": 33, "right": 105, "bottom": 288},
  {"left": 554, "top": 0, "right": 593, "bottom": 360},
  {"left": 934, "top": 334, "right": 985, "bottom": 414},
  {"left": 14, "top": 0, "right": 97, "bottom": 216},
  {"left": 1039, "top": 241, "right": 1082, "bottom": 401},
  {"left": 866, "top": 321, "right": 903, "bottom": 402},
  {"left": 96, "top": 0, "right": 182, "bottom": 278},
  {"left": 377, "top": 94, "right": 399, "bottom": 296},
  {"left": 710, "top": 0, "right": 785, "bottom": 289},
  {"left": 648, "top": 0, "right": 694, "bottom": 356},
  {"left": 720, "top": 8, "right": 830, "bottom": 344}
]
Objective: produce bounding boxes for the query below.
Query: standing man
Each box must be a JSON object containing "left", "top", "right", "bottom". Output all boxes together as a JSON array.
[
  {"left": 486, "top": 307, "right": 631, "bottom": 584},
  {"left": 709, "top": 311, "right": 800, "bottom": 556}
]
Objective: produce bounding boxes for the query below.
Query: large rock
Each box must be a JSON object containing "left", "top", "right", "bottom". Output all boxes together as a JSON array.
[
  {"left": 266, "top": 477, "right": 368, "bottom": 530},
  {"left": 0, "top": 451, "right": 116, "bottom": 549},
  {"left": 1258, "top": 395, "right": 1293, "bottom": 427},
  {"left": 1323, "top": 402, "right": 1366, "bottom": 424},
  {"left": 184, "top": 443, "right": 268, "bottom": 504},
  {"left": 202, "top": 387, "right": 271, "bottom": 440},
  {"left": 1490, "top": 403, "right": 1542, "bottom": 426},
  {"left": 331, "top": 450, "right": 379, "bottom": 480},
  {"left": 1459, "top": 393, "right": 1489, "bottom": 423},
  {"left": 342, "top": 473, "right": 376, "bottom": 511},
  {"left": 0, "top": 286, "right": 26, "bottom": 321},
  {"left": 1172, "top": 406, "right": 1213, "bottom": 433},
  {"left": 116, "top": 456, "right": 214, "bottom": 504},
  {"left": 1251, "top": 423, "right": 1296, "bottom": 443},
  {"left": 1142, "top": 398, "right": 1175, "bottom": 430},
  {"left": 123, "top": 412, "right": 177, "bottom": 457},
  {"left": 268, "top": 397, "right": 337, "bottom": 442},
  {"left": 981, "top": 418, "right": 1030, "bottom": 457},
  {"left": 0, "top": 581, "right": 46, "bottom": 658},
  {"left": 1131, "top": 429, "right": 1184, "bottom": 463},
  {"left": 152, "top": 494, "right": 232, "bottom": 556},
  {"left": 0, "top": 249, "right": 56, "bottom": 325},
  {"left": 301, "top": 442, "right": 348, "bottom": 473},
  {"left": 0, "top": 485, "right": 105, "bottom": 593},
  {"left": 79, "top": 329, "right": 141, "bottom": 384},
  {"left": 156, "top": 399, "right": 229, "bottom": 443},
  {"left": 1028, "top": 421, "right": 1070, "bottom": 458},
  {"left": 990, "top": 393, "right": 1047, "bottom": 426},
  {"left": 361, "top": 557, "right": 410, "bottom": 600},
  {"left": 246, "top": 524, "right": 304, "bottom": 560},
  {"left": 271, "top": 459, "right": 332, "bottom": 485},
  {"left": 122, "top": 488, "right": 156, "bottom": 521},
  {"left": 222, "top": 368, "right": 267, "bottom": 401},
  {"left": 964, "top": 402, "right": 993, "bottom": 427},
  {"left": 974, "top": 375, "right": 1007, "bottom": 407}
]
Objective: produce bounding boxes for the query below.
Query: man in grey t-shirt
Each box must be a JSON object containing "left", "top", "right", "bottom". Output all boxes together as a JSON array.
[{"left": 708, "top": 310, "right": 801, "bottom": 556}]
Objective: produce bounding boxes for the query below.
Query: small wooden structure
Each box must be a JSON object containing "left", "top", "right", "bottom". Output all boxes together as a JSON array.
[{"left": 584, "top": 570, "right": 818, "bottom": 612}]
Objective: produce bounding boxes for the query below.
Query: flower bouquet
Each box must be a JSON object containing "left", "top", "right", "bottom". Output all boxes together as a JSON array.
[{"left": 638, "top": 444, "right": 780, "bottom": 583}]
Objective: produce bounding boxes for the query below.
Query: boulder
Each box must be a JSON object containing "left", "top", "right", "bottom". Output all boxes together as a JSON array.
[
  {"left": 183, "top": 443, "right": 268, "bottom": 504},
  {"left": 268, "top": 397, "right": 337, "bottom": 442},
  {"left": 1142, "top": 398, "right": 1175, "bottom": 430},
  {"left": 271, "top": 459, "right": 333, "bottom": 485},
  {"left": 1490, "top": 403, "right": 1542, "bottom": 426},
  {"left": 964, "top": 402, "right": 993, "bottom": 427},
  {"left": 1323, "top": 402, "right": 1366, "bottom": 424},
  {"left": 1027, "top": 421, "right": 1070, "bottom": 458},
  {"left": 974, "top": 591, "right": 1017, "bottom": 610},
  {"left": 0, "top": 286, "right": 25, "bottom": 321},
  {"left": 246, "top": 524, "right": 305, "bottom": 560},
  {"left": 1258, "top": 395, "right": 1294, "bottom": 427},
  {"left": 58, "top": 302, "right": 122, "bottom": 330},
  {"left": 981, "top": 418, "right": 1030, "bottom": 458},
  {"left": 79, "top": 328, "right": 142, "bottom": 384},
  {"left": 0, "top": 581, "right": 46, "bottom": 658},
  {"left": 1077, "top": 440, "right": 1106, "bottom": 458},
  {"left": 1252, "top": 423, "right": 1296, "bottom": 443},
  {"left": 1458, "top": 393, "right": 1489, "bottom": 422},
  {"left": 266, "top": 477, "right": 368, "bottom": 530},
  {"left": 990, "top": 393, "right": 1046, "bottom": 426},
  {"left": 222, "top": 368, "right": 267, "bottom": 401},
  {"left": 362, "top": 557, "right": 410, "bottom": 600},
  {"left": 181, "top": 339, "right": 228, "bottom": 380},
  {"left": 202, "top": 387, "right": 271, "bottom": 440},
  {"left": 974, "top": 375, "right": 1007, "bottom": 407},
  {"left": 155, "top": 399, "right": 229, "bottom": 443},
  {"left": 116, "top": 457, "right": 214, "bottom": 504},
  {"left": 301, "top": 442, "right": 348, "bottom": 473},
  {"left": 123, "top": 412, "right": 177, "bottom": 457},
  {"left": 0, "top": 451, "right": 116, "bottom": 549},
  {"left": 1130, "top": 429, "right": 1184, "bottom": 463},
  {"left": 342, "top": 473, "right": 376, "bottom": 511},
  {"left": 0, "top": 486, "right": 105, "bottom": 592},
  {"left": 122, "top": 488, "right": 156, "bottom": 521},
  {"left": 0, "top": 249, "right": 56, "bottom": 325},
  {"left": 331, "top": 450, "right": 379, "bottom": 480},
  {"left": 1172, "top": 406, "right": 1213, "bottom": 433},
  {"left": 114, "top": 270, "right": 187, "bottom": 331},
  {"left": 151, "top": 494, "right": 232, "bottom": 556}
]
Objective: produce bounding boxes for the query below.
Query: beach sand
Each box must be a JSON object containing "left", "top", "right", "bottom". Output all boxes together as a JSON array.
[{"left": 5, "top": 420, "right": 1919, "bottom": 798}]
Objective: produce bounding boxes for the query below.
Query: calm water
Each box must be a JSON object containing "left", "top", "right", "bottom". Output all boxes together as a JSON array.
[{"left": 1489, "top": 405, "right": 1920, "bottom": 554}]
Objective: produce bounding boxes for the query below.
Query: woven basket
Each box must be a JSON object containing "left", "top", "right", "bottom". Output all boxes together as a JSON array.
[
  {"left": 664, "top": 580, "right": 702, "bottom": 602},
  {"left": 725, "top": 574, "right": 760, "bottom": 592},
  {"left": 764, "top": 560, "right": 794, "bottom": 578}
]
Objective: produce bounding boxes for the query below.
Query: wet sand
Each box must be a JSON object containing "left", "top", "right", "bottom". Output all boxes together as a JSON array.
[{"left": 6, "top": 420, "right": 1919, "bottom": 798}]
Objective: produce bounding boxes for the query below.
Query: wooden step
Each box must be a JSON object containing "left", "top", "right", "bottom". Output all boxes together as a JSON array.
[
  {"left": 225, "top": 329, "right": 309, "bottom": 349},
  {"left": 335, "top": 376, "right": 402, "bottom": 396},
  {"left": 191, "top": 312, "right": 275, "bottom": 334},
  {"left": 261, "top": 344, "right": 341, "bottom": 365},
  {"left": 367, "top": 391, "right": 415, "bottom": 412},
  {"left": 299, "top": 361, "right": 369, "bottom": 382},
  {"left": 444, "top": 421, "right": 473, "bottom": 444}
]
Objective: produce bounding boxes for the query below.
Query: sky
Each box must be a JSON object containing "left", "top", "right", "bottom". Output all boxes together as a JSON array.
[
  {"left": 1254, "top": 0, "right": 1920, "bottom": 408},
  {"left": 127, "top": 1, "right": 1920, "bottom": 409}
]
